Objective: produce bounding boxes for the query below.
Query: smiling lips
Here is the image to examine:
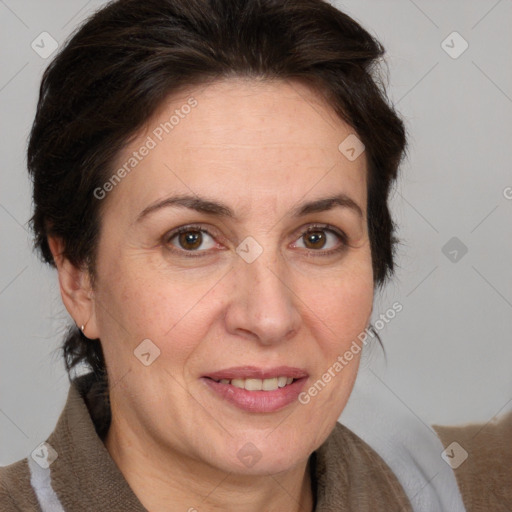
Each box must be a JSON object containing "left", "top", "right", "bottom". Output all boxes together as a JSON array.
[{"left": 202, "top": 366, "right": 309, "bottom": 412}]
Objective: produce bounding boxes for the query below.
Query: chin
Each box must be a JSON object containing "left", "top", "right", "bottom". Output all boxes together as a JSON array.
[{"left": 210, "top": 433, "right": 311, "bottom": 476}]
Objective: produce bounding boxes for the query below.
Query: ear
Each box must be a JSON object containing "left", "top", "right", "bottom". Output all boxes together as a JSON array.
[{"left": 48, "top": 236, "right": 100, "bottom": 340}]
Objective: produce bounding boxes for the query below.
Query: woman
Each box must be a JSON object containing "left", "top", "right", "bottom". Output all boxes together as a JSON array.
[{"left": 0, "top": 0, "right": 508, "bottom": 510}]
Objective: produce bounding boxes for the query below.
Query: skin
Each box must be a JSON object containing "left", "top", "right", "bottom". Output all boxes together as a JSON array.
[{"left": 49, "top": 78, "right": 374, "bottom": 512}]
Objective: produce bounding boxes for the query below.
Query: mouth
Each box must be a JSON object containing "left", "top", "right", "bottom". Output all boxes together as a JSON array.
[{"left": 201, "top": 366, "right": 309, "bottom": 413}]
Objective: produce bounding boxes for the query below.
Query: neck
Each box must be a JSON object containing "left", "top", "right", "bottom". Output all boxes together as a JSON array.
[{"left": 104, "top": 414, "right": 315, "bottom": 512}]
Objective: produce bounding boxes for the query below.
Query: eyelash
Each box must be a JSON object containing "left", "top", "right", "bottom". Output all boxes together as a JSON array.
[{"left": 163, "top": 223, "right": 349, "bottom": 258}]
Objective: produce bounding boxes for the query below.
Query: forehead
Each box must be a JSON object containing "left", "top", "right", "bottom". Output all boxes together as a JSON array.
[
  {"left": 107, "top": 78, "right": 367, "bottom": 220},
  {"left": 153, "top": 78, "right": 359, "bottom": 159}
]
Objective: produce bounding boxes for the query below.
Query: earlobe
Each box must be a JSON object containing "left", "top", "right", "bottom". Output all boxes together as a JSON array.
[{"left": 47, "top": 236, "right": 99, "bottom": 339}]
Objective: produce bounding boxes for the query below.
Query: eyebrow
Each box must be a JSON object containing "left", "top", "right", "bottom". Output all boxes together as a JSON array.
[{"left": 136, "top": 192, "right": 363, "bottom": 222}]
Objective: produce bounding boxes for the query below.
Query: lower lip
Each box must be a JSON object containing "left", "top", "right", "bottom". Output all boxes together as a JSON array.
[{"left": 201, "top": 377, "right": 308, "bottom": 413}]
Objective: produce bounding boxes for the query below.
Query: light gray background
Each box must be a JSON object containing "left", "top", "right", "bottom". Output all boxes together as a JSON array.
[{"left": 1, "top": 0, "right": 511, "bottom": 466}]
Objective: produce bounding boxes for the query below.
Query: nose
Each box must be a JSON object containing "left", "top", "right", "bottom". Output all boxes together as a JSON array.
[{"left": 224, "top": 248, "right": 302, "bottom": 346}]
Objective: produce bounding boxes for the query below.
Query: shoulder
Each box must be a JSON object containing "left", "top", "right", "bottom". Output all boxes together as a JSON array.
[
  {"left": 433, "top": 410, "right": 512, "bottom": 512},
  {"left": 0, "top": 457, "right": 41, "bottom": 511}
]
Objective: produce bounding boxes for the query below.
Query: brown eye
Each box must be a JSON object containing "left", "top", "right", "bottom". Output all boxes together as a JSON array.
[
  {"left": 167, "top": 228, "right": 217, "bottom": 252},
  {"left": 303, "top": 230, "right": 327, "bottom": 249},
  {"left": 178, "top": 231, "right": 203, "bottom": 250},
  {"left": 293, "top": 225, "right": 347, "bottom": 254}
]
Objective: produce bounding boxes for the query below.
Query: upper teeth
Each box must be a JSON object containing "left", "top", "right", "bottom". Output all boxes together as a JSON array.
[{"left": 214, "top": 376, "right": 294, "bottom": 391}]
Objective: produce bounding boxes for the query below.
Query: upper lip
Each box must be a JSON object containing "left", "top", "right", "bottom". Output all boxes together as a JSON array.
[{"left": 204, "top": 366, "right": 309, "bottom": 380}]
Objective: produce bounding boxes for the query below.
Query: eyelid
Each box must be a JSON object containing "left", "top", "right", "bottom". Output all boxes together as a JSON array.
[{"left": 294, "top": 223, "right": 348, "bottom": 244}]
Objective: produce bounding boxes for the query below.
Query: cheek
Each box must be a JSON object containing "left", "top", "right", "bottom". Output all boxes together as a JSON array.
[
  {"left": 305, "top": 254, "right": 374, "bottom": 344},
  {"left": 93, "top": 257, "right": 224, "bottom": 366},
  {"left": 295, "top": 257, "right": 373, "bottom": 438},
  {"left": 332, "top": 276, "right": 373, "bottom": 326},
  {"left": 309, "top": 282, "right": 373, "bottom": 370}
]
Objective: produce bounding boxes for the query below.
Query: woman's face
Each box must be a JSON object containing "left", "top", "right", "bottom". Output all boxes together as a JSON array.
[{"left": 89, "top": 78, "right": 374, "bottom": 475}]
